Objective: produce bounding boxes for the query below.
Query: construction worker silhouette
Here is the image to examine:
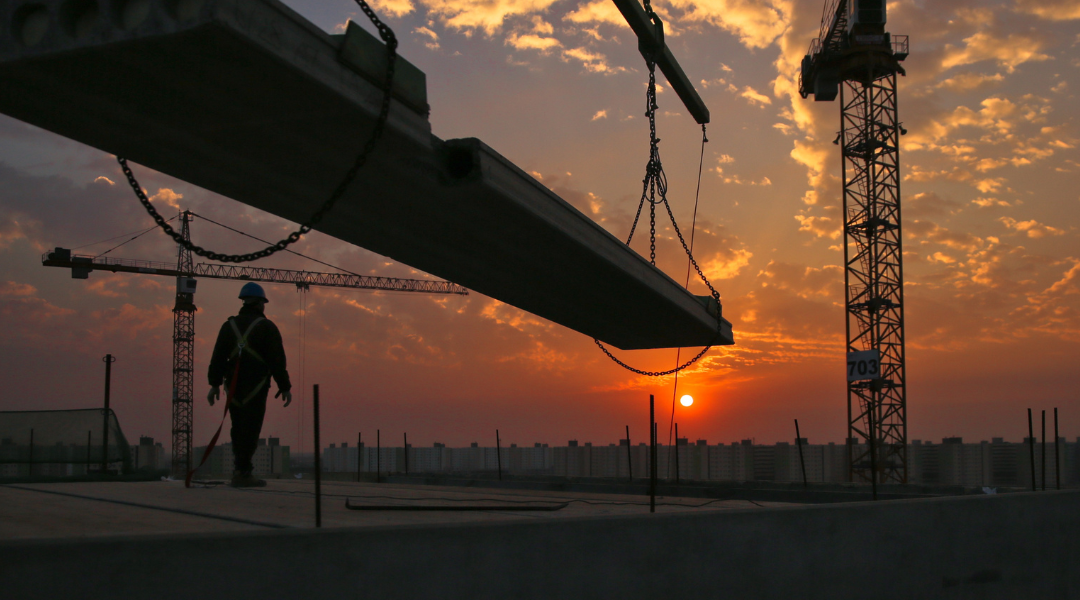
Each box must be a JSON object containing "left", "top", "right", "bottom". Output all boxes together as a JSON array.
[{"left": 207, "top": 283, "right": 292, "bottom": 487}]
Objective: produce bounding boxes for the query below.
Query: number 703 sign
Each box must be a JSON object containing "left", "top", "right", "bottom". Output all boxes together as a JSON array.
[{"left": 847, "top": 349, "right": 881, "bottom": 381}]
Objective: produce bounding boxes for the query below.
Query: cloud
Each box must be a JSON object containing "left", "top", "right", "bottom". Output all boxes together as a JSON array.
[
  {"left": 705, "top": 249, "right": 753, "bottom": 279},
  {"left": 941, "top": 31, "right": 1052, "bottom": 73},
  {"left": 591, "top": 110, "right": 608, "bottom": 121},
  {"left": 789, "top": 139, "right": 836, "bottom": 206},
  {"left": 758, "top": 261, "right": 843, "bottom": 300},
  {"left": 562, "top": 46, "right": 624, "bottom": 73},
  {"left": 903, "top": 97, "right": 1028, "bottom": 151},
  {"left": 716, "top": 172, "right": 772, "bottom": 186},
  {"left": 507, "top": 33, "right": 561, "bottom": 50},
  {"left": 740, "top": 86, "right": 772, "bottom": 107},
  {"left": 667, "top": 0, "right": 791, "bottom": 50},
  {"left": 367, "top": 0, "right": 416, "bottom": 18},
  {"left": 149, "top": 188, "right": 182, "bottom": 210},
  {"left": 0, "top": 281, "right": 36, "bottom": 297},
  {"left": 905, "top": 192, "right": 962, "bottom": 218},
  {"left": 999, "top": 217, "right": 1065, "bottom": 238},
  {"left": 564, "top": 0, "right": 625, "bottom": 26},
  {"left": 414, "top": 25, "right": 440, "bottom": 50},
  {"left": 971, "top": 197, "right": 1012, "bottom": 209},
  {"left": 928, "top": 252, "right": 957, "bottom": 265},
  {"left": 1014, "top": 0, "right": 1080, "bottom": 20},
  {"left": 794, "top": 214, "right": 840, "bottom": 240},
  {"left": 934, "top": 72, "right": 1005, "bottom": 93},
  {"left": 421, "top": 0, "right": 560, "bottom": 35}
]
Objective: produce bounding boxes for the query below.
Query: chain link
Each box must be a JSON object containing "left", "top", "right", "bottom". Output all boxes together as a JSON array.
[
  {"left": 597, "top": 36, "right": 723, "bottom": 377},
  {"left": 119, "top": 0, "right": 398, "bottom": 264}
]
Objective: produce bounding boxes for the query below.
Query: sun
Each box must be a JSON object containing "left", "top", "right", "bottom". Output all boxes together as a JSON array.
[{"left": 679, "top": 394, "right": 694, "bottom": 407}]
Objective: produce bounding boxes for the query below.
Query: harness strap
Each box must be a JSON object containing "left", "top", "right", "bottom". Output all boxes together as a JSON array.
[
  {"left": 226, "top": 317, "right": 268, "bottom": 407},
  {"left": 185, "top": 359, "right": 240, "bottom": 488},
  {"left": 228, "top": 317, "right": 266, "bottom": 363}
]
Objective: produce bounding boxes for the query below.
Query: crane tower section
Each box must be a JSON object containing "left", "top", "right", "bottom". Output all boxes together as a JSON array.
[
  {"left": 800, "top": 0, "right": 909, "bottom": 484},
  {"left": 171, "top": 212, "right": 196, "bottom": 479}
]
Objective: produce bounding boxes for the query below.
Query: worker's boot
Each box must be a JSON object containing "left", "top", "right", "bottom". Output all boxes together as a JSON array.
[{"left": 230, "top": 470, "right": 266, "bottom": 488}]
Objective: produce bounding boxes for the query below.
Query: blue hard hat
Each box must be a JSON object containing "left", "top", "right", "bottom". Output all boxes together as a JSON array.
[{"left": 238, "top": 282, "right": 268, "bottom": 303}]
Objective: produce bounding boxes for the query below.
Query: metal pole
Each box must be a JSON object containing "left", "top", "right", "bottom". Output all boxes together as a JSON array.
[
  {"left": 102, "top": 354, "right": 116, "bottom": 474},
  {"left": 674, "top": 423, "right": 680, "bottom": 484},
  {"left": 1028, "top": 408, "right": 1036, "bottom": 492},
  {"left": 28, "top": 428, "right": 34, "bottom": 478},
  {"left": 496, "top": 429, "right": 502, "bottom": 481},
  {"left": 376, "top": 429, "right": 381, "bottom": 484},
  {"left": 1055, "top": 408, "right": 1061, "bottom": 491},
  {"left": 357, "top": 432, "right": 362, "bottom": 482},
  {"left": 1041, "top": 410, "right": 1046, "bottom": 492},
  {"left": 648, "top": 425, "right": 656, "bottom": 494},
  {"left": 650, "top": 394, "right": 656, "bottom": 513},
  {"left": 404, "top": 432, "right": 409, "bottom": 475},
  {"left": 867, "top": 404, "right": 877, "bottom": 501},
  {"left": 795, "top": 419, "right": 808, "bottom": 488},
  {"left": 313, "top": 384, "right": 321, "bottom": 528},
  {"left": 625, "top": 425, "right": 633, "bottom": 482}
]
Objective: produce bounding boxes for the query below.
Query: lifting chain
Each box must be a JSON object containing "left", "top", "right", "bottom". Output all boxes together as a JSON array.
[
  {"left": 119, "top": 0, "right": 397, "bottom": 263},
  {"left": 596, "top": 13, "right": 723, "bottom": 378}
]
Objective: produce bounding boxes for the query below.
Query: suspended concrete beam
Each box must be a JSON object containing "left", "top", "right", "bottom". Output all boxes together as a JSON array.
[{"left": 0, "top": 0, "right": 733, "bottom": 350}]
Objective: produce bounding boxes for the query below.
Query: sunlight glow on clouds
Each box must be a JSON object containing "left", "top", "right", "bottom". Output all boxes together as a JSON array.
[
  {"left": 668, "top": 0, "right": 791, "bottom": 50},
  {"left": 422, "top": 0, "right": 561, "bottom": 34},
  {"left": 999, "top": 216, "right": 1066, "bottom": 238},
  {"left": 941, "top": 31, "right": 1052, "bottom": 73},
  {"left": 367, "top": 0, "right": 416, "bottom": 18},
  {"left": 1014, "top": 0, "right": 1080, "bottom": 20}
]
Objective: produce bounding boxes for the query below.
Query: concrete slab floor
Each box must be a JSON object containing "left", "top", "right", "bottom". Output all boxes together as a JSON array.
[{"left": 0, "top": 479, "right": 793, "bottom": 540}]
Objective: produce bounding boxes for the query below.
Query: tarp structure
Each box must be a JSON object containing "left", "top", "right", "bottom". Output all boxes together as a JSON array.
[{"left": 0, "top": 409, "right": 131, "bottom": 474}]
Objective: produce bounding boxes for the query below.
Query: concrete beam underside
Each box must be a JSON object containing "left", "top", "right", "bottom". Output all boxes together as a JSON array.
[{"left": 0, "top": 0, "right": 732, "bottom": 350}]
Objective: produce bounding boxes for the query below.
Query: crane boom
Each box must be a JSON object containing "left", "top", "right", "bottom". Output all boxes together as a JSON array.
[{"left": 42, "top": 249, "right": 469, "bottom": 295}]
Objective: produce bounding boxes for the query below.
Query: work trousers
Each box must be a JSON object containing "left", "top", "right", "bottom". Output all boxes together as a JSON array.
[{"left": 228, "top": 387, "right": 269, "bottom": 474}]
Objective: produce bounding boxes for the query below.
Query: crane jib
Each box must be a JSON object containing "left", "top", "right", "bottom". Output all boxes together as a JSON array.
[{"left": 42, "top": 249, "right": 468, "bottom": 295}]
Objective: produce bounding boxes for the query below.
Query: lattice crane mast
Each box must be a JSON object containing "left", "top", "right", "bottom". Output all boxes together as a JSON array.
[
  {"left": 799, "top": 0, "right": 909, "bottom": 484},
  {"left": 43, "top": 211, "right": 467, "bottom": 478}
]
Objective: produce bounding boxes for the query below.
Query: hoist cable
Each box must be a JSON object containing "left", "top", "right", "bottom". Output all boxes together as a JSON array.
[
  {"left": 70, "top": 217, "right": 177, "bottom": 252},
  {"left": 190, "top": 212, "right": 365, "bottom": 277},
  {"left": 668, "top": 125, "right": 709, "bottom": 453},
  {"left": 93, "top": 221, "right": 166, "bottom": 259},
  {"left": 595, "top": 24, "right": 721, "bottom": 377},
  {"left": 117, "top": 0, "right": 397, "bottom": 264}
]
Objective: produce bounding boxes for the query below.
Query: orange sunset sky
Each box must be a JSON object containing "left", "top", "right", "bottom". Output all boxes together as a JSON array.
[{"left": 1, "top": 0, "right": 1078, "bottom": 454}]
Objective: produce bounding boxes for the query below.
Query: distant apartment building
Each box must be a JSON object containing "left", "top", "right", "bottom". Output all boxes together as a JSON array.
[
  {"left": 318, "top": 437, "right": 1079, "bottom": 488},
  {"left": 131, "top": 436, "right": 166, "bottom": 471},
  {"left": 191, "top": 437, "right": 290, "bottom": 478}
]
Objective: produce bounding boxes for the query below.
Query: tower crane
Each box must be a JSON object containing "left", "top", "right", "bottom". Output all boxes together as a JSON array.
[
  {"left": 43, "top": 211, "right": 468, "bottom": 478},
  {"left": 799, "top": 0, "right": 909, "bottom": 484}
]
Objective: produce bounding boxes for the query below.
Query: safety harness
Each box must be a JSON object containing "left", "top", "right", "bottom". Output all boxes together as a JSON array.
[
  {"left": 226, "top": 317, "right": 268, "bottom": 406},
  {"left": 185, "top": 317, "right": 267, "bottom": 487}
]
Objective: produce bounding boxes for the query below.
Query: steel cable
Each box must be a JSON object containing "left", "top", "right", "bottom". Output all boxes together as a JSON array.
[{"left": 595, "top": 35, "right": 722, "bottom": 377}]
